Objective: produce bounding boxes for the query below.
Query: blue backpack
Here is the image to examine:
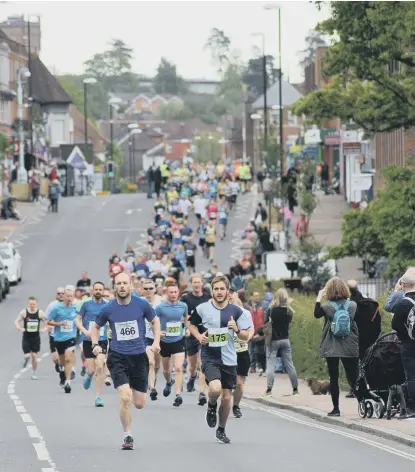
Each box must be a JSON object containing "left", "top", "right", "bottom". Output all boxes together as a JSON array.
[{"left": 329, "top": 300, "right": 351, "bottom": 337}]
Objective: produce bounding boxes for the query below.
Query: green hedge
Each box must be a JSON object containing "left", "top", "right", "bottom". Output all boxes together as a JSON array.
[{"left": 247, "top": 280, "right": 393, "bottom": 384}]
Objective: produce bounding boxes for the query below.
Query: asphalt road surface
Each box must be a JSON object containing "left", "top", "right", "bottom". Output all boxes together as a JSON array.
[{"left": 1, "top": 194, "right": 415, "bottom": 472}]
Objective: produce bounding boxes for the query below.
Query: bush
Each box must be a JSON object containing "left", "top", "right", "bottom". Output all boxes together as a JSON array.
[{"left": 246, "top": 280, "right": 394, "bottom": 385}]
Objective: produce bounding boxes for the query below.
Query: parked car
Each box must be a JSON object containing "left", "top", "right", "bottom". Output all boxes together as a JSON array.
[
  {"left": 0, "top": 241, "right": 22, "bottom": 285},
  {"left": 0, "top": 256, "right": 9, "bottom": 301}
]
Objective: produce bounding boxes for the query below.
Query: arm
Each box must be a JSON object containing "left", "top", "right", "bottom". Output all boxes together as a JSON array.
[
  {"left": 91, "top": 308, "right": 109, "bottom": 352},
  {"left": 188, "top": 308, "right": 208, "bottom": 344},
  {"left": 314, "top": 289, "right": 326, "bottom": 319},
  {"left": 384, "top": 290, "right": 404, "bottom": 313},
  {"left": 76, "top": 315, "right": 90, "bottom": 339},
  {"left": 39, "top": 311, "right": 48, "bottom": 333},
  {"left": 14, "top": 310, "right": 25, "bottom": 333},
  {"left": 46, "top": 308, "right": 66, "bottom": 327}
]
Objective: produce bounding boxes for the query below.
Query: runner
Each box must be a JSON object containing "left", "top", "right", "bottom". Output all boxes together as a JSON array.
[
  {"left": 44, "top": 287, "right": 65, "bottom": 375},
  {"left": 76, "top": 281, "right": 108, "bottom": 407},
  {"left": 228, "top": 292, "right": 254, "bottom": 419},
  {"left": 155, "top": 282, "right": 187, "bottom": 407},
  {"left": 141, "top": 278, "right": 163, "bottom": 401},
  {"left": 182, "top": 274, "right": 211, "bottom": 406},
  {"left": 91, "top": 272, "right": 161, "bottom": 450},
  {"left": 14, "top": 296, "right": 47, "bottom": 379},
  {"left": 188, "top": 275, "right": 251, "bottom": 443},
  {"left": 218, "top": 196, "right": 230, "bottom": 240},
  {"left": 47, "top": 287, "right": 78, "bottom": 393}
]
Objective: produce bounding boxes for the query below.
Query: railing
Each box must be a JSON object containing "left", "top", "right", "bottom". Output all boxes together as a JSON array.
[{"left": 355, "top": 278, "right": 392, "bottom": 299}]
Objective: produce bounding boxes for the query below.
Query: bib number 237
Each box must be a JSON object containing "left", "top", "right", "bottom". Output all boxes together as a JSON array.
[{"left": 115, "top": 321, "right": 139, "bottom": 341}]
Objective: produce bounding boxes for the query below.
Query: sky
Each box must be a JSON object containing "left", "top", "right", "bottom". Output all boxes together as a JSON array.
[{"left": 0, "top": 0, "right": 329, "bottom": 83}]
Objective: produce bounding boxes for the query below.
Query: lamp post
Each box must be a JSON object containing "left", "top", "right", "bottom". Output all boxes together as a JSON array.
[
  {"left": 108, "top": 97, "right": 122, "bottom": 160},
  {"left": 264, "top": 3, "right": 283, "bottom": 176},
  {"left": 17, "top": 67, "right": 31, "bottom": 183},
  {"left": 208, "top": 134, "right": 214, "bottom": 162},
  {"left": 252, "top": 33, "right": 268, "bottom": 164},
  {"left": 83, "top": 77, "right": 97, "bottom": 144},
  {"left": 127, "top": 123, "right": 142, "bottom": 184}
]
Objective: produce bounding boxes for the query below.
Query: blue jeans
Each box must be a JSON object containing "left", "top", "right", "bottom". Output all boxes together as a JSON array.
[{"left": 401, "top": 342, "right": 415, "bottom": 408}]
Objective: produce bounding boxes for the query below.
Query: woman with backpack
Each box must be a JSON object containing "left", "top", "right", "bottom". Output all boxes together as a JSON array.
[
  {"left": 314, "top": 278, "right": 359, "bottom": 417},
  {"left": 263, "top": 288, "right": 298, "bottom": 397}
]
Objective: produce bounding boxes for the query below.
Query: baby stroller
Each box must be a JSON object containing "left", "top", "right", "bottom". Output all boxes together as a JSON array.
[{"left": 353, "top": 332, "right": 406, "bottom": 419}]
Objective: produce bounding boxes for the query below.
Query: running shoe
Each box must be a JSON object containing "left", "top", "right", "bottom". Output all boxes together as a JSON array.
[
  {"left": 31, "top": 373, "right": 38, "bottom": 380},
  {"left": 173, "top": 395, "right": 183, "bottom": 407},
  {"left": 83, "top": 374, "right": 92, "bottom": 390},
  {"left": 150, "top": 389, "right": 158, "bottom": 401},
  {"left": 81, "top": 366, "right": 86, "bottom": 377},
  {"left": 233, "top": 405, "right": 242, "bottom": 418},
  {"left": 206, "top": 402, "right": 217, "bottom": 428},
  {"left": 59, "top": 371, "right": 65, "bottom": 388},
  {"left": 71, "top": 371, "right": 75, "bottom": 381},
  {"left": 95, "top": 397, "right": 104, "bottom": 407},
  {"left": 105, "top": 376, "right": 111, "bottom": 386},
  {"left": 198, "top": 392, "right": 207, "bottom": 406},
  {"left": 262, "top": 389, "right": 272, "bottom": 397},
  {"left": 122, "top": 436, "right": 134, "bottom": 451},
  {"left": 186, "top": 375, "right": 197, "bottom": 392},
  {"left": 163, "top": 378, "right": 175, "bottom": 397},
  {"left": 216, "top": 428, "right": 231, "bottom": 444},
  {"left": 64, "top": 383, "right": 71, "bottom": 394},
  {"left": 54, "top": 362, "right": 60, "bottom": 373}
]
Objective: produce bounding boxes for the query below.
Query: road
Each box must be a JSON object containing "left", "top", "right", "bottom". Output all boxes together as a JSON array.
[{"left": 1, "top": 193, "right": 415, "bottom": 472}]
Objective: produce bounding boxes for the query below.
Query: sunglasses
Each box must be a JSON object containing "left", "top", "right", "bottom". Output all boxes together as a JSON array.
[
  {"left": 56, "top": 292, "right": 64, "bottom": 295},
  {"left": 143, "top": 287, "right": 155, "bottom": 291}
]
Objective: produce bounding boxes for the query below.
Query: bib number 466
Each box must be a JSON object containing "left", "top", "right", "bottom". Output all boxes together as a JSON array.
[{"left": 120, "top": 326, "right": 135, "bottom": 336}]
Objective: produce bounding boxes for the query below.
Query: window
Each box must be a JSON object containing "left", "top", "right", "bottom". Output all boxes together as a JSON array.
[
  {"left": 287, "top": 111, "right": 297, "bottom": 126},
  {"left": 270, "top": 110, "right": 280, "bottom": 126},
  {"left": 0, "top": 99, "right": 10, "bottom": 123}
]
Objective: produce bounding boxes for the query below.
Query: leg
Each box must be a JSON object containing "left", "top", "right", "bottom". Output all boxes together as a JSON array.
[
  {"left": 279, "top": 339, "right": 299, "bottom": 391},
  {"left": 64, "top": 349, "right": 73, "bottom": 381},
  {"left": 95, "top": 354, "right": 105, "bottom": 398},
  {"left": 162, "top": 356, "right": 172, "bottom": 384},
  {"left": 233, "top": 375, "right": 244, "bottom": 407},
  {"left": 326, "top": 357, "right": 340, "bottom": 411},
  {"left": 208, "top": 379, "right": 222, "bottom": 406},
  {"left": 172, "top": 352, "right": 185, "bottom": 396},
  {"left": 218, "top": 389, "right": 232, "bottom": 428},
  {"left": 31, "top": 352, "right": 38, "bottom": 373},
  {"left": 118, "top": 384, "right": 133, "bottom": 433},
  {"left": 265, "top": 341, "right": 278, "bottom": 393},
  {"left": 146, "top": 346, "right": 156, "bottom": 391},
  {"left": 340, "top": 357, "right": 359, "bottom": 393}
]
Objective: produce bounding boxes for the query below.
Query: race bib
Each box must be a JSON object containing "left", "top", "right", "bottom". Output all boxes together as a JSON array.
[
  {"left": 166, "top": 322, "right": 182, "bottom": 337},
  {"left": 88, "top": 321, "right": 105, "bottom": 337},
  {"left": 210, "top": 212, "right": 217, "bottom": 219},
  {"left": 186, "top": 249, "right": 194, "bottom": 257},
  {"left": 182, "top": 235, "right": 189, "bottom": 242},
  {"left": 61, "top": 320, "right": 74, "bottom": 333},
  {"left": 157, "top": 208, "right": 163, "bottom": 215},
  {"left": 219, "top": 212, "right": 227, "bottom": 219},
  {"left": 115, "top": 320, "right": 139, "bottom": 341},
  {"left": 26, "top": 321, "right": 39, "bottom": 333},
  {"left": 208, "top": 328, "right": 229, "bottom": 347},
  {"left": 234, "top": 333, "right": 248, "bottom": 353}
]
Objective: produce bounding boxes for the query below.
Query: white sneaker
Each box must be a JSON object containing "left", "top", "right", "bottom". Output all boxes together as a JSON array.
[{"left": 31, "top": 373, "right": 38, "bottom": 380}]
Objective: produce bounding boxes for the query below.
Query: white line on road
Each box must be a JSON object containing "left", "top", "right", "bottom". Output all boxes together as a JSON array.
[
  {"left": 10, "top": 393, "right": 19, "bottom": 399},
  {"left": 242, "top": 401, "right": 415, "bottom": 462},
  {"left": 33, "top": 442, "right": 50, "bottom": 461},
  {"left": 20, "top": 413, "right": 33, "bottom": 423},
  {"left": 27, "top": 425, "right": 41, "bottom": 438},
  {"left": 16, "top": 405, "right": 26, "bottom": 413},
  {"left": 126, "top": 209, "right": 133, "bottom": 215}
]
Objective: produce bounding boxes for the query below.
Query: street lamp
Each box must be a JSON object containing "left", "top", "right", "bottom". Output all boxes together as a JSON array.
[
  {"left": 17, "top": 67, "right": 31, "bottom": 183},
  {"left": 83, "top": 77, "right": 97, "bottom": 144},
  {"left": 127, "top": 123, "right": 141, "bottom": 183},
  {"left": 108, "top": 97, "right": 122, "bottom": 162},
  {"left": 264, "top": 3, "right": 283, "bottom": 177},
  {"left": 252, "top": 32, "right": 268, "bottom": 160}
]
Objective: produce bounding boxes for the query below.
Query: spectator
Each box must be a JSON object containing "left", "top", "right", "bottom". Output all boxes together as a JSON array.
[
  {"left": 48, "top": 178, "right": 61, "bottom": 213},
  {"left": 247, "top": 291, "right": 264, "bottom": 372},
  {"left": 262, "top": 282, "right": 273, "bottom": 310},
  {"left": 391, "top": 269, "right": 415, "bottom": 416},
  {"left": 263, "top": 174, "right": 273, "bottom": 205},
  {"left": 384, "top": 269, "right": 415, "bottom": 313},
  {"left": 321, "top": 162, "right": 329, "bottom": 194},
  {"left": 76, "top": 271, "right": 91, "bottom": 289},
  {"left": 263, "top": 288, "right": 298, "bottom": 397},
  {"left": 314, "top": 278, "right": 359, "bottom": 417},
  {"left": 254, "top": 202, "right": 267, "bottom": 226}
]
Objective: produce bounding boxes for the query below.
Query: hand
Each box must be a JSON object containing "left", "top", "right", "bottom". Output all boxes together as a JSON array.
[
  {"left": 228, "top": 316, "right": 238, "bottom": 331},
  {"left": 198, "top": 331, "right": 209, "bottom": 345},
  {"left": 316, "top": 289, "right": 325, "bottom": 302},
  {"left": 160, "top": 331, "right": 166, "bottom": 338},
  {"left": 92, "top": 345, "right": 103, "bottom": 356},
  {"left": 61, "top": 321, "right": 69, "bottom": 327},
  {"left": 150, "top": 342, "right": 160, "bottom": 354},
  {"left": 40, "top": 328, "right": 48, "bottom": 334},
  {"left": 185, "top": 328, "right": 190, "bottom": 337},
  {"left": 20, "top": 328, "right": 25, "bottom": 334},
  {"left": 394, "top": 280, "right": 402, "bottom": 291},
  {"left": 84, "top": 330, "right": 92, "bottom": 340}
]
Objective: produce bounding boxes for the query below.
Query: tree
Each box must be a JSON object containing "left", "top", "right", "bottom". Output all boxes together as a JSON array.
[
  {"left": 292, "top": 2, "right": 415, "bottom": 133},
  {"left": 215, "top": 63, "right": 244, "bottom": 115},
  {"left": 84, "top": 53, "right": 109, "bottom": 79},
  {"left": 194, "top": 132, "right": 222, "bottom": 163},
  {"left": 298, "top": 30, "right": 327, "bottom": 68},
  {"left": 205, "top": 28, "right": 231, "bottom": 73},
  {"left": 243, "top": 54, "right": 278, "bottom": 98},
  {"left": 328, "top": 161, "right": 415, "bottom": 277},
  {"left": 155, "top": 102, "right": 192, "bottom": 120},
  {"left": 106, "top": 39, "right": 134, "bottom": 75},
  {"left": 154, "top": 58, "right": 187, "bottom": 95}
]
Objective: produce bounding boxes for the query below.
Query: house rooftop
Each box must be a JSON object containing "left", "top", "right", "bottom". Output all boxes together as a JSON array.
[
  {"left": 252, "top": 76, "right": 303, "bottom": 109},
  {"left": 31, "top": 55, "right": 72, "bottom": 105}
]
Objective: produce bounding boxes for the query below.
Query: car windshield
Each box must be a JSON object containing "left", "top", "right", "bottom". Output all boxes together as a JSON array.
[
  {"left": 0, "top": 245, "right": 12, "bottom": 259},
  {"left": 0, "top": 251, "right": 11, "bottom": 259}
]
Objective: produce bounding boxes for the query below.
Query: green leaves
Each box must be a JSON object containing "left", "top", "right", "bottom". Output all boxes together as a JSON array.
[
  {"left": 154, "top": 58, "right": 187, "bottom": 96},
  {"left": 292, "top": 1, "right": 415, "bottom": 133}
]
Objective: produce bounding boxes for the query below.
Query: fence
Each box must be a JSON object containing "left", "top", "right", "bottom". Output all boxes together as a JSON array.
[{"left": 356, "top": 278, "right": 392, "bottom": 299}]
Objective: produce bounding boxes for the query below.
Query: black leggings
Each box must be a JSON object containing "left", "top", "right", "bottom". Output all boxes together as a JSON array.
[{"left": 326, "top": 357, "right": 358, "bottom": 409}]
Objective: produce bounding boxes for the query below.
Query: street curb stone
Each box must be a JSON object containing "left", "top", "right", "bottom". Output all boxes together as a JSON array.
[{"left": 245, "top": 394, "right": 415, "bottom": 448}]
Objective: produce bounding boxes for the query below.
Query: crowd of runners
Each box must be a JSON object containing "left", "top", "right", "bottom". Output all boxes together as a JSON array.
[{"left": 14, "top": 159, "right": 259, "bottom": 450}]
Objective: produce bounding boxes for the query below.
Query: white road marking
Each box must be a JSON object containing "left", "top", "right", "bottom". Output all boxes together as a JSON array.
[
  {"left": 241, "top": 401, "right": 415, "bottom": 462},
  {"left": 126, "top": 209, "right": 133, "bottom": 215},
  {"left": 21, "top": 413, "right": 33, "bottom": 423},
  {"left": 136, "top": 208, "right": 142, "bottom": 212},
  {"left": 8, "top": 351, "right": 58, "bottom": 471},
  {"left": 33, "top": 442, "right": 50, "bottom": 461}
]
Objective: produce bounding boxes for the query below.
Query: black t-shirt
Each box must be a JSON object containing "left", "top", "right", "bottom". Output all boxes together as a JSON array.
[
  {"left": 265, "top": 306, "right": 292, "bottom": 341},
  {"left": 181, "top": 292, "right": 211, "bottom": 317},
  {"left": 392, "top": 291, "right": 415, "bottom": 342},
  {"left": 76, "top": 279, "right": 91, "bottom": 288}
]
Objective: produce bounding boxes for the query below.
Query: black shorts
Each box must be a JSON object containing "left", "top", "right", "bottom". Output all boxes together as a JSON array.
[
  {"left": 195, "top": 213, "right": 202, "bottom": 221},
  {"left": 160, "top": 339, "right": 186, "bottom": 358},
  {"left": 83, "top": 340, "right": 108, "bottom": 359},
  {"left": 55, "top": 338, "right": 76, "bottom": 356},
  {"left": 236, "top": 350, "right": 250, "bottom": 377},
  {"left": 186, "top": 336, "right": 200, "bottom": 357},
  {"left": 22, "top": 335, "right": 40, "bottom": 354},
  {"left": 186, "top": 256, "right": 195, "bottom": 268},
  {"left": 145, "top": 337, "right": 154, "bottom": 347},
  {"left": 199, "top": 239, "right": 206, "bottom": 248},
  {"left": 202, "top": 362, "right": 237, "bottom": 390},
  {"left": 49, "top": 335, "right": 56, "bottom": 353},
  {"left": 206, "top": 241, "right": 215, "bottom": 248},
  {"left": 106, "top": 350, "right": 149, "bottom": 392},
  {"left": 229, "top": 195, "right": 237, "bottom": 203}
]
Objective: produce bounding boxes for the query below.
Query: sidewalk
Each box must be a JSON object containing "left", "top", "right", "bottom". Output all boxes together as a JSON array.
[
  {"left": 244, "top": 373, "right": 415, "bottom": 446},
  {"left": 0, "top": 200, "right": 47, "bottom": 241}
]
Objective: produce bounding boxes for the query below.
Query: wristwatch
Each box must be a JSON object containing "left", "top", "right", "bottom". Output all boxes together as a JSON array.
[{"left": 92, "top": 344, "right": 99, "bottom": 349}]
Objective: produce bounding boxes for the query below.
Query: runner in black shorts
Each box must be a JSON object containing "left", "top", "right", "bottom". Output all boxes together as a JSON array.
[
  {"left": 92, "top": 273, "right": 161, "bottom": 451},
  {"left": 182, "top": 274, "right": 211, "bottom": 406},
  {"left": 189, "top": 275, "right": 252, "bottom": 444}
]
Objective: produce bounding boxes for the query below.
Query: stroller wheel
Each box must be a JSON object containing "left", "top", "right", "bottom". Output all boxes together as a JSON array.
[
  {"left": 373, "top": 401, "right": 385, "bottom": 419},
  {"left": 358, "top": 401, "right": 367, "bottom": 418},
  {"left": 365, "top": 401, "right": 374, "bottom": 418}
]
